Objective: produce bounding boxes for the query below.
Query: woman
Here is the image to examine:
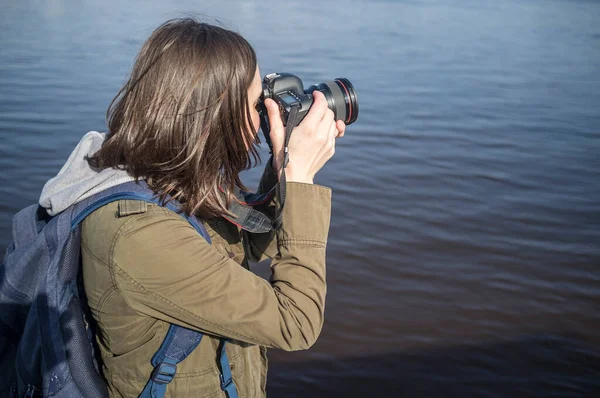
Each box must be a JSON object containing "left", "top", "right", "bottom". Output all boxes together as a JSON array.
[{"left": 72, "top": 18, "right": 344, "bottom": 397}]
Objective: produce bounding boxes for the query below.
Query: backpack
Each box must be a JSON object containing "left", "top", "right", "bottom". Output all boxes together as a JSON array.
[{"left": 0, "top": 181, "right": 239, "bottom": 398}]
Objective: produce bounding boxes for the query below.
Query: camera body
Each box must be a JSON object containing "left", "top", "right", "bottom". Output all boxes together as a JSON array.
[
  {"left": 258, "top": 72, "right": 358, "bottom": 150},
  {"left": 261, "top": 73, "right": 314, "bottom": 128}
]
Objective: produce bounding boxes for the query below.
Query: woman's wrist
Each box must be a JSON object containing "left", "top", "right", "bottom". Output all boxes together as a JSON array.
[
  {"left": 284, "top": 169, "right": 314, "bottom": 184},
  {"left": 271, "top": 156, "right": 314, "bottom": 184},
  {"left": 286, "top": 177, "right": 314, "bottom": 184}
]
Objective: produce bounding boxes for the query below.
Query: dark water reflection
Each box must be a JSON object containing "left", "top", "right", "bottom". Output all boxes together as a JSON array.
[{"left": 1, "top": 0, "right": 599, "bottom": 396}]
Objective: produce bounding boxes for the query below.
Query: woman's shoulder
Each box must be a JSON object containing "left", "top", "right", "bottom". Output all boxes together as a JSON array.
[
  {"left": 81, "top": 199, "right": 197, "bottom": 260},
  {"left": 83, "top": 198, "right": 187, "bottom": 230}
]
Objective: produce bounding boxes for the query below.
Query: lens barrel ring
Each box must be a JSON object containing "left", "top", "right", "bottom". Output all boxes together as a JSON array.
[{"left": 334, "top": 78, "right": 358, "bottom": 125}]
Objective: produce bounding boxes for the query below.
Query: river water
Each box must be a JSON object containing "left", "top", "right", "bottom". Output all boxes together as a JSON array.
[{"left": 1, "top": 0, "right": 599, "bottom": 396}]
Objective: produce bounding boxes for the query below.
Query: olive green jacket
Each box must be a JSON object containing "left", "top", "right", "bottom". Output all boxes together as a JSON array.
[{"left": 81, "top": 168, "right": 331, "bottom": 397}]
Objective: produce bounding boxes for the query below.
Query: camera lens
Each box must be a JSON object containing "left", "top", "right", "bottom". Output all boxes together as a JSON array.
[{"left": 308, "top": 78, "right": 359, "bottom": 125}]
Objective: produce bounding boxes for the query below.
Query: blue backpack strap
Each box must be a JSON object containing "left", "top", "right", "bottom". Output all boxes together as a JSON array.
[
  {"left": 219, "top": 341, "right": 239, "bottom": 398},
  {"left": 138, "top": 325, "right": 203, "bottom": 398},
  {"left": 73, "top": 181, "right": 239, "bottom": 398},
  {"left": 137, "top": 331, "right": 239, "bottom": 398}
]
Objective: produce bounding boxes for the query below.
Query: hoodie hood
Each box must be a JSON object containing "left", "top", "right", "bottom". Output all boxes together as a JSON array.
[{"left": 39, "top": 131, "right": 135, "bottom": 216}]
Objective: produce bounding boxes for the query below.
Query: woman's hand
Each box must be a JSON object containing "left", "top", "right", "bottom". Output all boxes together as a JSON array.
[{"left": 265, "top": 91, "right": 346, "bottom": 184}]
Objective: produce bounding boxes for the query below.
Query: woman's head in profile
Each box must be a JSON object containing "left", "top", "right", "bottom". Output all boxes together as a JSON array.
[{"left": 89, "top": 18, "right": 262, "bottom": 218}]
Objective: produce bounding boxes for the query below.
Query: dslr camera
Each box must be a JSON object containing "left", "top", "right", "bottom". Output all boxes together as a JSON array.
[{"left": 258, "top": 73, "right": 358, "bottom": 149}]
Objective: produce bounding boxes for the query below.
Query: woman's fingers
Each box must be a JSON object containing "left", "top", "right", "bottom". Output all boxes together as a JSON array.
[
  {"left": 328, "top": 119, "right": 337, "bottom": 154},
  {"left": 265, "top": 98, "right": 286, "bottom": 172},
  {"left": 265, "top": 98, "right": 284, "bottom": 149},
  {"left": 301, "top": 91, "right": 329, "bottom": 127},
  {"left": 336, "top": 120, "right": 346, "bottom": 137}
]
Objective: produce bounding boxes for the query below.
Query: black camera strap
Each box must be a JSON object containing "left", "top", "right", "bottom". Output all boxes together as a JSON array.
[
  {"left": 222, "top": 187, "right": 275, "bottom": 233},
  {"left": 235, "top": 102, "right": 301, "bottom": 232},
  {"left": 273, "top": 103, "right": 302, "bottom": 230}
]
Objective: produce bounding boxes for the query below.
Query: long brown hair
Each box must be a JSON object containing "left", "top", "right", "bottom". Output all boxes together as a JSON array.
[{"left": 88, "top": 18, "right": 260, "bottom": 218}]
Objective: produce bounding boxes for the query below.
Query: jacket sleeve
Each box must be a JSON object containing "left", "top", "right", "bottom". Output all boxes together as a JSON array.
[{"left": 111, "top": 182, "right": 331, "bottom": 351}]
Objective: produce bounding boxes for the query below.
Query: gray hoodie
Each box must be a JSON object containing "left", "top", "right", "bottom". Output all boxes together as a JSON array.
[{"left": 39, "top": 131, "right": 135, "bottom": 216}]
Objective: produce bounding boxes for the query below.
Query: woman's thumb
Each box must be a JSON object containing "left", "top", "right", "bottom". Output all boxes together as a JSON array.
[{"left": 265, "top": 98, "right": 284, "bottom": 151}]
